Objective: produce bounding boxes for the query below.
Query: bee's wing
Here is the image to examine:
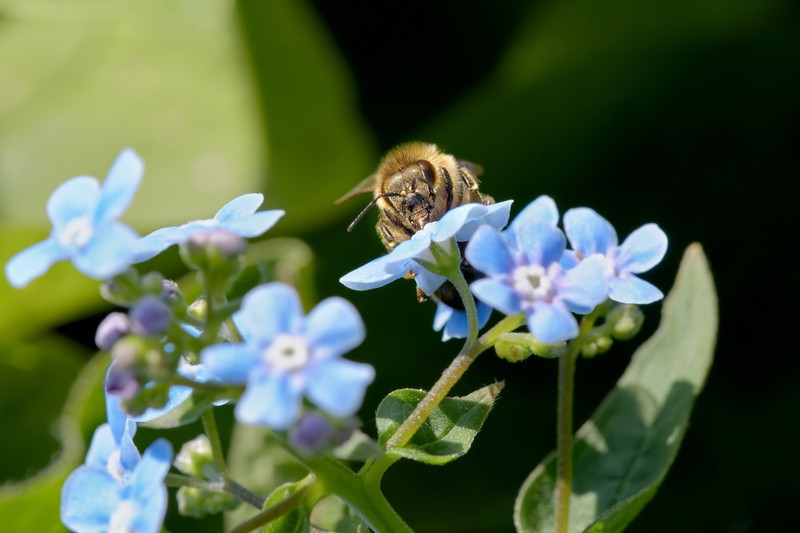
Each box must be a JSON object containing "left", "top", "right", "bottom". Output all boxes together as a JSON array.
[
  {"left": 456, "top": 159, "right": 484, "bottom": 179},
  {"left": 335, "top": 174, "right": 377, "bottom": 204}
]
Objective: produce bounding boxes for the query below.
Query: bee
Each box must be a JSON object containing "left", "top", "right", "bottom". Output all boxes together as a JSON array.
[{"left": 338, "top": 142, "right": 494, "bottom": 310}]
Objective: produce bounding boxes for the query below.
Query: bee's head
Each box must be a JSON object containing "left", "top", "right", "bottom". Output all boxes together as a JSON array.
[{"left": 385, "top": 161, "right": 437, "bottom": 230}]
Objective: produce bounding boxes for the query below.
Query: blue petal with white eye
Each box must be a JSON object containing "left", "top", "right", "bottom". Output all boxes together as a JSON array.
[
  {"left": 557, "top": 255, "right": 608, "bottom": 312},
  {"left": 214, "top": 193, "right": 265, "bottom": 221},
  {"left": 465, "top": 225, "right": 515, "bottom": 276},
  {"left": 303, "top": 297, "right": 365, "bottom": 359},
  {"left": 239, "top": 283, "right": 303, "bottom": 341},
  {"left": 615, "top": 223, "right": 668, "bottom": 274},
  {"left": 61, "top": 467, "right": 120, "bottom": 532},
  {"left": 470, "top": 278, "right": 522, "bottom": 316},
  {"left": 516, "top": 222, "right": 566, "bottom": 267},
  {"left": 4, "top": 237, "right": 66, "bottom": 288},
  {"left": 305, "top": 358, "right": 375, "bottom": 417},
  {"left": 46, "top": 176, "right": 101, "bottom": 229},
  {"left": 609, "top": 275, "right": 664, "bottom": 304},
  {"left": 94, "top": 149, "right": 144, "bottom": 226},
  {"left": 236, "top": 371, "right": 304, "bottom": 430},
  {"left": 563, "top": 208, "right": 618, "bottom": 256},
  {"left": 201, "top": 343, "right": 260, "bottom": 384},
  {"left": 527, "top": 301, "right": 579, "bottom": 345},
  {"left": 72, "top": 223, "right": 139, "bottom": 279},
  {"left": 339, "top": 255, "right": 406, "bottom": 290}
]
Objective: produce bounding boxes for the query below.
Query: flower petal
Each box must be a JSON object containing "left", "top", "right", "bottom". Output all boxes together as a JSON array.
[
  {"left": 236, "top": 372, "right": 304, "bottom": 429},
  {"left": 61, "top": 467, "right": 120, "bottom": 531},
  {"left": 214, "top": 193, "right": 264, "bottom": 222},
  {"left": 439, "top": 300, "right": 493, "bottom": 341},
  {"left": 131, "top": 223, "right": 203, "bottom": 262},
  {"left": 239, "top": 283, "right": 304, "bottom": 340},
  {"left": 433, "top": 301, "right": 454, "bottom": 331},
  {"left": 609, "top": 275, "right": 664, "bottom": 304},
  {"left": 563, "top": 208, "right": 618, "bottom": 257},
  {"left": 124, "top": 439, "right": 172, "bottom": 502},
  {"left": 4, "top": 236, "right": 65, "bottom": 288},
  {"left": 615, "top": 223, "right": 668, "bottom": 274},
  {"left": 72, "top": 223, "right": 139, "bottom": 279},
  {"left": 527, "top": 302, "right": 579, "bottom": 344},
  {"left": 465, "top": 225, "right": 515, "bottom": 276},
  {"left": 303, "top": 297, "right": 365, "bottom": 358},
  {"left": 220, "top": 209, "right": 285, "bottom": 238},
  {"left": 430, "top": 203, "right": 485, "bottom": 241},
  {"left": 95, "top": 149, "right": 144, "bottom": 225},
  {"left": 558, "top": 255, "right": 609, "bottom": 312},
  {"left": 47, "top": 176, "right": 101, "bottom": 229},
  {"left": 412, "top": 266, "right": 447, "bottom": 295},
  {"left": 470, "top": 278, "right": 522, "bottom": 316},
  {"left": 516, "top": 222, "right": 566, "bottom": 267},
  {"left": 340, "top": 255, "right": 406, "bottom": 291},
  {"left": 305, "top": 359, "right": 375, "bottom": 417},
  {"left": 454, "top": 200, "right": 513, "bottom": 240},
  {"left": 505, "top": 195, "right": 559, "bottom": 245},
  {"left": 84, "top": 424, "right": 118, "bottom": 470},
  {"left": 201, "top": 343, "right": 259, "bottom": 384},
  {"left": 382, "top": 233, "right": 433, "bottom": 265}
]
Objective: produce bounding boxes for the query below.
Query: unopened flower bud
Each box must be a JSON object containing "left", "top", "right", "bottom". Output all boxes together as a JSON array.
[
  {"left": 289, "top": 412, "right": 333, "bottom": 456},
  {"left": 111, "top": 336, "right": 146, "bottom": 370},
  {"left": 331, "top": 418, "right": 360, "bottom": 447},
  {"left": 494, "top": 332, "right": 565, "bottom": 362},
  {"left": 105, "top": 364, "right": 139, "bottom": 401},
  {"left": 607, "top": 304, "right": 645, "bottom": 340},
  {"left": 180, "top": 229, "right": 247, "bottom": 272},
  {"left": 174, "top": 435, "right": 216, "bottom": 480},
  {"left": 140, "top": 272, "right": 165, "bottom": 295},
  {"left": 188, "top": 297, "right": 208, "bottom": 322},
  {"left": 176, "top": 486, "right": 239, "bottom": 518},
  {"left": 95, "top": 312, "right": 131, "bottom": 352},
  {"left": 130, "top": 296, "right": 171, "bottom": 337}
]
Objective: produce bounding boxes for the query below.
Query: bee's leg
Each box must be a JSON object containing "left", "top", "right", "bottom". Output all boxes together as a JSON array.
[{"left": 416, "top": 286, "right": 428, "bottom": 303}]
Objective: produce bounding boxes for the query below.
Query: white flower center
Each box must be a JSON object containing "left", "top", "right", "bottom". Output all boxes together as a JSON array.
[
  {"left": 108, "top": 500, "right": 140, "bottom": 533},
  {"left": 58, "top": 216, "right": 94, "bottom": 250},
  {"left": 264, "top": 335, "right": 309, "bottom": 372},
  {"left": 106, "top": 449, "right": 125, "bottom": 482},
  {"left": 512, "top": 264, "right": 555, "bottom": 303}
]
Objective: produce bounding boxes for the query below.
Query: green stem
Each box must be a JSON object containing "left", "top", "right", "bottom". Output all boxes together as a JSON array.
[
  {"left": 228, "top": 474, "right": 317, "bottom": 533},
  {"left": 303, "top": 454, "right": 413, "bottom": 533},
  {"left": 554, "top": 310, "right": 602, "bottom": 533},
  {"left": 386, "top": 312, "right": 525, "bottom": 450},
  {"left": 164, "top": 474, "right": 264, "bottom": 509},
  {"left": 201, "top": 409, "right": 228, "bottom": 477},
  {"left": 448, "top": 263, "right": 480, "bottom": 346}
]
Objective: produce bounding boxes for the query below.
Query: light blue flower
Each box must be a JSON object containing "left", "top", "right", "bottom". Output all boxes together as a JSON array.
[
  {"left": 340, "top": 200, "right": 513, "bottom": 295},
  {"left": 433, "top": 299, "right": 493, "bottom": 342},
  {"left": 201, "top": 283, "right": 375, "bottom": 430},
  {"left": 5, "top": 149, "right": 143, "bottom": 288},
  {"left": 61, "top": 435, "right": 172, "bottom": 533},
  {"left": 465, "top": 217, "right": 608, "bottom": 344},
  {"left": 563, "top": 208, "right": 668, "bottom": 304},
  {"left": 133, "top": 193, "right": 284, "bottom": 262}
]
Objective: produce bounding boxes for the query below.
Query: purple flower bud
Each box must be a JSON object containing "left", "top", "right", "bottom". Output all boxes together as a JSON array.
[
  {"left": 95, "top": 312, "right": 131, "bottom": 351},
  {"left": 289, "top": 412, "right": 333, "bottom": 455},
  {"left": 129, "top": 295, "right": 171, "bottom": 336},
  {"left": 105, "top": 363, "right": 139, "bottom": 401},
  {"left": 187, "top": 229, "right": 247, "bottom": 257}
]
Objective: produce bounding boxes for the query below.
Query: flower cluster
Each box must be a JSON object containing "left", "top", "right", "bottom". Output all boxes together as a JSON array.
[{"left": 341, "top": 195, "right": 667, "bottom": 344}]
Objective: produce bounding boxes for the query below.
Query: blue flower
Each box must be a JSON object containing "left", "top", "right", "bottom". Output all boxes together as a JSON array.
[
  {"left": 563, "top": 208, "right": 668, "bottom": 304},
  {"left": 465, "top": 213, "right": 608, "bottom": 344},
  {"left": 340, "top": 201, "right": 512, "bottom": 295},
  {"left": 133, "top": 193, "right": 284, "bottom": 262},
  {"left": 200, "top": 283, "right": 375, "bottom": 430},
  {"left": 5, "top": 149, "right": 143, "bottom": 288},
  {"left": 61, "top": 435, "right": 173, "bottom": 533},
  {"left": 433, "top": 299, "right": 494, "bottom": 342}
]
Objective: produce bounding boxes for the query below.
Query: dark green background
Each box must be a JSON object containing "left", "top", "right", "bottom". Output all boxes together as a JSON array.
[{"left": 0, "top": 0, "right": 797, "bottom": 531}]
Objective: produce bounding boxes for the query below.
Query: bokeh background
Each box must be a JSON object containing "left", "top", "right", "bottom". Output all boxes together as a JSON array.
[{"left": 1, "top": 0, "right": 797, "bottom": 531}]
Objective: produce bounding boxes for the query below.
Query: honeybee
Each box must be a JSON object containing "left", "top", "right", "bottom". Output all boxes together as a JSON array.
[{"left": 338, "top": 142, "right": 494, "bottom": 310}]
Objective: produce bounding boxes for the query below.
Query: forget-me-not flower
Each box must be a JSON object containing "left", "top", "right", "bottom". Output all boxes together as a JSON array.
[
  {"left": 61, "top": 435, "right": 173, "bottom": 533},
  {"left": 5, "top": 149, "right": 143, "bottom": 288},
  {"left": 465, "top": 201, "right": 608, "bottom": 344},
  {"left": 201, "top": 283, "right": 375, "bottom": 430},
  {"left": 133, "top": 193, "right": 284, "bottom": 262},
  {"left": 563, "top": 208, "right": 668, "bottom": 304},
  {"left": 340, "top": 200, "right": 512, "bottom": 296}
]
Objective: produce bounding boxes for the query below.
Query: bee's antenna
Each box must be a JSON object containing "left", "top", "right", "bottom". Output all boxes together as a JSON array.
[{"left": 347, "top": 193, "right": 400, "bottom": 232}]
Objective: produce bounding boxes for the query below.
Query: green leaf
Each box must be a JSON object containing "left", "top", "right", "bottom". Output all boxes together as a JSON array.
[
  {"left": 0, "top": 0, "right": 263, "bottom": 230},
  {"left": 236, "top": 0, "right": 376, "bottom": 232},
  {"left": 261, "top": 480, "right": 310, "bottom": 533},
  {"left": 311, "top": 495, "right": 370, "bottom": 533},
  {"left": 139, "top": 391, "right": 229, "bottom": 429},
  {"left": 0, "top": 351, "right": 109, "bottom": 531},
  {"left": 331, "top": 430, "right": 382, "bottom": 463},
  {"left": 376, "top": 382, "right": 504, "bottom": 465},
  {"left": 514, "top": 244, "right": 718, "bottom": 533}
]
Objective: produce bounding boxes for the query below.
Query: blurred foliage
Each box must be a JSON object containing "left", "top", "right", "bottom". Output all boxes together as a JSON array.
[{"left": 0, "top": 0, "right": 797, "bottom": 531}]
